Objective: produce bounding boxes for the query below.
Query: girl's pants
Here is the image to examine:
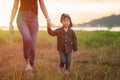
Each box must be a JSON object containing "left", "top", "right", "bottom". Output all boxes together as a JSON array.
[{"left": 59, "top": 51, "right": 72, "bottom": 70}]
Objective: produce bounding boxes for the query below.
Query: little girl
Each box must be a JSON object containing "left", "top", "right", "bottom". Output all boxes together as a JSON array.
[{"left": 47, "top": 13, "right": 78, "bottom": 74}]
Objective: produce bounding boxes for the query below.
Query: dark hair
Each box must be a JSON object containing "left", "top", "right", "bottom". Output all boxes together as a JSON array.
[{"left": 60, "top": 13, "right": 73, "bottom": 28}]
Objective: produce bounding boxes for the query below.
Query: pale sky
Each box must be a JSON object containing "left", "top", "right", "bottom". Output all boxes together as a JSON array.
[{"left": 0, "top": 0, "right": 120, "bottom": 27}]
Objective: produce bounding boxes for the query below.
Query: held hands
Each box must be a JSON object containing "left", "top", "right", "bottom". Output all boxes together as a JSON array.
[
  {"left": 47, "top": 18, "right": 52, "bottom": 28},
  {"left": 9, "top": 23, "right": 14, "bottom": 34}
]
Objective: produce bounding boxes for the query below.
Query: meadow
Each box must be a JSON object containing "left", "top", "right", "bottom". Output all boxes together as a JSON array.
[{"left": 0, "top": 30, "right": 120, "bottom": 80}]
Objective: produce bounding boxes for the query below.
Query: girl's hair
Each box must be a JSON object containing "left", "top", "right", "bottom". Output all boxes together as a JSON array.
[{"left": 60, "top": 13, "right": 73, "bottom": 27}]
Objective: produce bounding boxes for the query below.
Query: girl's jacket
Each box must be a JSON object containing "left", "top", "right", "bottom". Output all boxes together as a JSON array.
[{"left": 47, "top": 27, "right": 78, "bottom": 53}]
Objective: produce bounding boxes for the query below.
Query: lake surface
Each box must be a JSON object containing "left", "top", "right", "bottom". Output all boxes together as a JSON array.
[{"left": 0, "top": 26, "right": 120, "bottom": 31}]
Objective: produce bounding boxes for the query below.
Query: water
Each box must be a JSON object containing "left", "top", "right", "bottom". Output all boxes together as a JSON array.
[{"left": 0, "top": 26, "right": 120, "bottom": 31}]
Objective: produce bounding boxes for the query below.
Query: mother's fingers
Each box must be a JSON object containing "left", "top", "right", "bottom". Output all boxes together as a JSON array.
[
  {"left": 9, "top": 25, "right": 14, "bottom": 34},
  {"left": 47, "top": 21, "right": 52, "bottom": 28}
]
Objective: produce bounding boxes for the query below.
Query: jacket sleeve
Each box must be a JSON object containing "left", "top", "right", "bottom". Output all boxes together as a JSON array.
[
  {"left": 47, "top": 27, "right": 56, "bottom": 36},
  {"left": 72, "top": 31, "right": 78, "bottom": 52}
]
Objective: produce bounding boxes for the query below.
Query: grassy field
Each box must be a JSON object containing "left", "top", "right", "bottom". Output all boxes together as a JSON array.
[{"left": 0, "top": 30, "right": 120, "bottom": 80}]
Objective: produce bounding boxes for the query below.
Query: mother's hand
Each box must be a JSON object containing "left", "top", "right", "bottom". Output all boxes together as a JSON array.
[
  {"left": 47, "top": 19, "right": 52, "bottom": 28},
  {"left": 9, "top": 23, "right": 14, "bottom": 34}
]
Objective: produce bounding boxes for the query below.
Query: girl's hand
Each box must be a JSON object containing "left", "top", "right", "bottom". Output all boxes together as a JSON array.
[{"left": 9, "top": 23, "right": 14, "bottom": 34}]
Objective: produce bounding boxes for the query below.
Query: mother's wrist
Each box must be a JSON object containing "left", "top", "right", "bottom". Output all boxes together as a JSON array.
[{"left": 46, "top": 18, "right": 51, "bottom": 22}]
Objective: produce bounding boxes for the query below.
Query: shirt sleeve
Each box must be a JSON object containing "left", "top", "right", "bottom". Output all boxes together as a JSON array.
[
  {"left": 72, "top": 30, "right": 78, "bottom": 52},
  {"left": 47, "top": 27, "right": 57, "bottom": 36}
]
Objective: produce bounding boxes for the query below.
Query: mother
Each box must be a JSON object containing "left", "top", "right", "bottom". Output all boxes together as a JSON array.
[{"left": 9, "top": 0, "right": 51, "bottom": 70}]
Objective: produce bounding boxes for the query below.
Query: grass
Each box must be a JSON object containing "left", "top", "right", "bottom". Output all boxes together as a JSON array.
[{"left": 0, "top": 30, "right": 120, "bottom": 80}]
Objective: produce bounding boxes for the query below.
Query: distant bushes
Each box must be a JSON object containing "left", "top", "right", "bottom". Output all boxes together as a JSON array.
[{"left": 76, "top": 31, "right": 120, "bottom": 48}]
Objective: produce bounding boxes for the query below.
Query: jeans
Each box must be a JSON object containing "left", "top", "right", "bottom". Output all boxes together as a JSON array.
[
  {"left": 59, "top": 51, "right": 72, "bottom": 70},
  {"left": 17, "top": 10, "right": 39, "bottom": 67}
]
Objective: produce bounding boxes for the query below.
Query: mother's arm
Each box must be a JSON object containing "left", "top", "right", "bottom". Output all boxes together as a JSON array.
[
  {"left": 9, "top": 0, "right": 19, "bottom": 33},
  {"left": 39, "top": 0, "right": 51, "bottom": 23}
]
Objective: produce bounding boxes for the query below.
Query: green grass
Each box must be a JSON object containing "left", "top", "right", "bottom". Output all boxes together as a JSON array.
[{"left": 0, "top": 30, "right": 120, "bottom": 80}]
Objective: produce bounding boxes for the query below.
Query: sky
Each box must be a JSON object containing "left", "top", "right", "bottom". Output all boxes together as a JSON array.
[{"left": 0, "top": 0, "right": 120, "bottom": 27}]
